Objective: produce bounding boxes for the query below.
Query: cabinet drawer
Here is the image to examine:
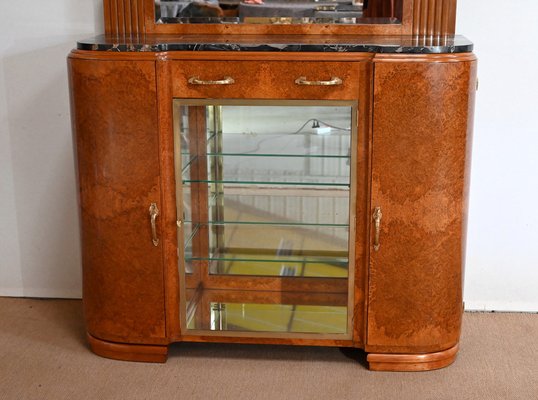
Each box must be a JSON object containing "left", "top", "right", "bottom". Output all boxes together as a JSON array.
[{"left": 171, "top": 61, "right": 361, "bottom": 100}]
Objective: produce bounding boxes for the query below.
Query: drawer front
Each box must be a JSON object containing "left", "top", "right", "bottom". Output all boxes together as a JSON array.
[{"left": 171, "top": 61, "right": 361, "bottom": 100}]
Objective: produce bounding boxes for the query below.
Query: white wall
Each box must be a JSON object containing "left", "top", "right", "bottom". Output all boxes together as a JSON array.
[
  {"left": 0, "top": 1, "right": 103, "bottom": 297},
  {"left": 1, "top": 1, "right": 537, "bottom": 311},
  {"left": 458, "top": 1, "right": 538, "bottom": 312}
]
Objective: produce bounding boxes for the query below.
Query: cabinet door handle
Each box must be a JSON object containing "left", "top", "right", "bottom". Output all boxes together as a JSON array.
[
  {"left": 188, "top": 76, "right": 235, "bottom": 85},
  {"left": 149, "top": 203, "right": 160, "bottom": 247},
  {"left": 373, "top": 207, "right": 382, "bottom": 251},
  {"left": 294, "top": 76, "right": 343, "bottom": 86}
]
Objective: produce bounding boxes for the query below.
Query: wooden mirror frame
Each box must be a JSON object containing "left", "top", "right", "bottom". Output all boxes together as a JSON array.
[{"left": 103, "top": 1, "right": 456, "bottom": 38}]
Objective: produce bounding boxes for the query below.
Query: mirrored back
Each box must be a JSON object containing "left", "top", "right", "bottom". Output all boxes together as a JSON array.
[{"left": 155, "top": 0, "right": 402, "bottom": 25}]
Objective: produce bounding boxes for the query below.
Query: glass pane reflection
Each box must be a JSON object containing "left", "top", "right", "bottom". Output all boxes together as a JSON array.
[
  {"left": 207, "top": 302, "right": 347, "bottom": 334},
  {"left": 155, "top": 0, "right": 401, "bottom": 25},
  {"left": 178, "top": 103, "right": 352, "bottom": 278}
]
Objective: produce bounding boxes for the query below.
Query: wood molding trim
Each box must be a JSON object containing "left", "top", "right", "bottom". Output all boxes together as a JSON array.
[
  {"left": 69, "top": 49, "right": 375, "bottom": 62},
  {"left": 87, "top": 333, "right": 168, "bottom": 363},
  {"left": 374, "top": 52, "right": 476, "bottom": 63},
  {"left": 412, "top": 0, "right": 457, "bottom": 37},
  {"left": 367, "top": 343, "right": 459, "bottom": 371}
]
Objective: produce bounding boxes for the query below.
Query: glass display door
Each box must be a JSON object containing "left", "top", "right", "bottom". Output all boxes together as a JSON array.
[{"left": 174, "top": 100, "right": 357, "bottom": 339}]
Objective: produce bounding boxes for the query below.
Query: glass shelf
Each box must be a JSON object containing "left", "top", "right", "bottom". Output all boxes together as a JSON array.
[
  {"left": 203, "top": 132, "right": 351, "bottom": 156},
  {"left": 183, "top": 222, "right": 349, "bottom": 278},
  {"left": 182, "top": 152, "right": 351, "bottom": 181},
  {"left": 207, "top": 189, "right": 350, "bottom": 225},
  {"left": 182, "top": 155, "right": 350, "bottom": 187},
  {"left": 188, "top": 222, "right": 349, "bottom": 252},
  {"left": 184, "top": 179, "right": 349, "bottom": 187},
  {"left": 206, "top": 256, "right": 348, "bottom": 278},
  {"left": 204, "top": 152, "right": 349, "bottom": 159},
  {"left": 186, "top": 220, "right": 348, "bottom": 227}
]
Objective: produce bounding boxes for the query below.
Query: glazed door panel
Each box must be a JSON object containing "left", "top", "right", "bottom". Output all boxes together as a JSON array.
[
  {"left": 367, "top": 57, "right": 476, "bottom": 353},
  {"left": 69, "top": 58, "right": 166, "bottom": 343},
  {"left": 174, "top": 100, "right": 357, "bottom": 339}
]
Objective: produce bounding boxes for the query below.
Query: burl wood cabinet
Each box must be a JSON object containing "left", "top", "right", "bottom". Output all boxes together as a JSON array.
[{"left": 68, "top": 0, "right": 476, "bottom": 371}]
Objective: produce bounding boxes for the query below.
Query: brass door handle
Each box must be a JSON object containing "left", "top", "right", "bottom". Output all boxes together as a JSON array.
[
  {"left": 188, "top": 76, "right": 235, "bottom": 85},
  {"left": 373, "top": 207, "right": 382, "bottom": 251},
  {"left": 294, "top": 76, "right": 343, "bottom": 86},
  {"left": 149, "top": 203, "right": 159, "bottom": 247}
]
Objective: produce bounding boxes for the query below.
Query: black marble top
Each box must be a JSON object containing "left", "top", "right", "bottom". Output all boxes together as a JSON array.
[{"left": 77, "top": 34, "right": 473, "bottom": 54}]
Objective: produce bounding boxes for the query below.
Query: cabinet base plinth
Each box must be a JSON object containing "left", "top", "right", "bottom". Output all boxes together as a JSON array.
[
  {"left": 87, "top": 333, "right": 168, "bottom": 363},
  {"left": 367, "top": 343, "right": 459, "bottom": 371}
]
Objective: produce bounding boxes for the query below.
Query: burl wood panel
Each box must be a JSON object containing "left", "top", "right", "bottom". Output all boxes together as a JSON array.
[
  {"left": 366, "top": 54, "right": 476, "bottom": 354},
  {"left": 171, "top": 60, "right": 361, "bottom": 100},
  {"left": 68, "top": 56, "right": 167, "bottom": 344}
]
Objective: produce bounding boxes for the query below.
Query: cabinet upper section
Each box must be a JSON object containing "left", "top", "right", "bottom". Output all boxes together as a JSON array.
[{"left": 104, "top": 0, "right": 457, "bottom": 36}]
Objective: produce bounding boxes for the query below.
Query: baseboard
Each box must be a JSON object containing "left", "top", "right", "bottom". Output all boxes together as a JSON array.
[
  {"left": 465, "top": 301, "right": 538, "bottom": 313},
  {"left": 0, "top": 288, "right": 82, "bottom": 299}
]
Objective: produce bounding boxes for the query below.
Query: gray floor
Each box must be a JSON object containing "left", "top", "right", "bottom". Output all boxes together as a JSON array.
[{"left": 0, "top": 298, "right": 537, "bottom": 399}]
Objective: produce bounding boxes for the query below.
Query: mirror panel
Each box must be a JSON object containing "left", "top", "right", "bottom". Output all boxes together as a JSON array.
[{"left": 156, "top": 0, "right": 402, "bottom": 25}]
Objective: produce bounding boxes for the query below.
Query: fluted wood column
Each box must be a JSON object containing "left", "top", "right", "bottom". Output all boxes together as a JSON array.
[
  {"left": 104, "top": 0, "right": 146, "bottom": 35},
  {"left": 412, "top": 0, "right": 457, "bottom": 37}
]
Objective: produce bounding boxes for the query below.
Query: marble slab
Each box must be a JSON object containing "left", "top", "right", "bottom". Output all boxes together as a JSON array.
[{"left": 77, "top": 34, "right": 473, "bottom": 54}]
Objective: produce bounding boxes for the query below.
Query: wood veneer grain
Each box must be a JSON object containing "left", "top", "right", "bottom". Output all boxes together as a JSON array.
[
  {"left": 412, "top": 0, "right": 457, "bottom": 37},
  {"left": 364, "top": 0, "right": 404, "bottom": 20},
  {"left": 87, "top": 333, "right": 168, "bottom": 363},
  {"left": 366, "top": 53, "right": 476, "bottom": 354},
  {"left": 367, "top": 343, "right": 459, "bottom": 371},
  {"left": 156, "top": 58, "right": 182, "bottom": 340},
  {"left": 68, "top": 56, "right": 167, "bottom": 345},
  {"left": 69, "top": 49, "right": 476, "bottom": 371},
  {"left": 170, "top": 60, "right": 362, "bottom": 100},
  {"left": 351, "top": 60, "right": 373, "bottom": 348}
]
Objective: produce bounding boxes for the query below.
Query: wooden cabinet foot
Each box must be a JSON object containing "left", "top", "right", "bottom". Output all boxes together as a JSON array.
[
  {"left": 367, "top": 343, "right": 459, "bottom": 372},
  {"left": 87, "top": 333, "right": 168, "bottom": 363}
]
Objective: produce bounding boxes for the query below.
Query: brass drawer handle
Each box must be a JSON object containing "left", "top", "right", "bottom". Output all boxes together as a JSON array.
[
  {"left": 295, "top": 76, "right": 343, "bottom": 86},
  {"left": 188, "top": 76, "right": 235, "bottom": 85},
  {"left": 149, "top": 203, "right": 160, "bottom": 247},
  {"left": 373, "top": 207, "right": 382, "bottom": 251}
]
